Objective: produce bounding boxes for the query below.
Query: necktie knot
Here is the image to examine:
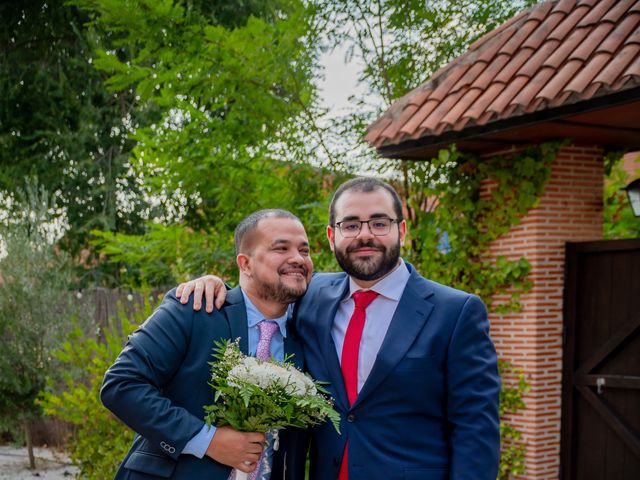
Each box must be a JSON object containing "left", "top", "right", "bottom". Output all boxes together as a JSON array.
[
  {"left": 352, "top": 290, "right": 379, "bottom": 310},
  {"left": 256, "top": 321, "right": 279, "bottom": 361}
]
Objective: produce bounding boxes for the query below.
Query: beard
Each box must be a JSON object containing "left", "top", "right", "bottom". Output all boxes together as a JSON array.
[
  {"left": 334, "top": 238, "right": 400, "bottom": 282},
  {"left": 253, "top": 266, "right": 309, "bottom": 304}
]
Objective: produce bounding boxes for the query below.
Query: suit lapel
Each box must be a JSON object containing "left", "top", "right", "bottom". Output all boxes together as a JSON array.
[
  {"left": 223, "top": 287, "right": 249, "bottom": 355},
  {"left": 284, "top": 320, "right": 305, "bottom": 370},
  {"left": 316, "top": 276, "right": 351, "bottom": 411},
  {"left": 352, "top": 270, "right": 434, "bottom": 409}
]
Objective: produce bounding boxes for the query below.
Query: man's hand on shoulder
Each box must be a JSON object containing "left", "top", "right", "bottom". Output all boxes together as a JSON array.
[
  {"left": 176, "top": 275, "right": 227, "bottom": 312},
  {"left": 205, "top": 426, "right": 265, "bottom": 473}
]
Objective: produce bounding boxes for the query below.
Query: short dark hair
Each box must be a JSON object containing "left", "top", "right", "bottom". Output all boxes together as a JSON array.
[
  {"left": 328, "top": 177, "right": 404, "bottom": 226},
  {"left": 234, "top": 209, "right": 301, "bottom": 255}
]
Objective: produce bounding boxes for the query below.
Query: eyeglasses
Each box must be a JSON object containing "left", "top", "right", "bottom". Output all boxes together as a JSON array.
[{"left": 335, "top": 218, "right": 398, "bottom": 238}]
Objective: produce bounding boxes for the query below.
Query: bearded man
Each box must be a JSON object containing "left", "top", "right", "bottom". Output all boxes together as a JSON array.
[
  {"left": 101, "top": 209, "right": 312, "bottom": 479},
  {"left": 179, "top": 177, "right": 501, "bottom": 480}
]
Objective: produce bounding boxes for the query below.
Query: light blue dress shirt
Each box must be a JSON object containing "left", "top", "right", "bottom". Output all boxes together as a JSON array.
[{"left": 181, "top": 290, "right": 288, "bottom": 457}]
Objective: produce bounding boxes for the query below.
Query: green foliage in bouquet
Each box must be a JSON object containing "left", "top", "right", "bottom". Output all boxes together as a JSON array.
[{"left": 205, "top": 340, "right": 340, "bottom": 434}]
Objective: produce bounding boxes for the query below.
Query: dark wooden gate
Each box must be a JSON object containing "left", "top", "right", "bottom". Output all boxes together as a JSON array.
[{"left": 561, "top": 239, "right": 640, "bottom": 479}]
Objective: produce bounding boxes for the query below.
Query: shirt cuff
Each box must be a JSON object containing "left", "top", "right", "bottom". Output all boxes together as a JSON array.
[{"left": 181, "top": 424, "right": 216, "bottom": 458}]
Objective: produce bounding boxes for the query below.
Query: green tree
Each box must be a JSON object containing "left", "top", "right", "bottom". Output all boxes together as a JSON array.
[
  {"left": 0, "top": 0, "right": 150, "bottom": 275},
  {"left": 0, "top": 182, "right": 75, "bottom": 469},
  {"left": 76, "top": 0, "right": 341, "bottom": 286}
]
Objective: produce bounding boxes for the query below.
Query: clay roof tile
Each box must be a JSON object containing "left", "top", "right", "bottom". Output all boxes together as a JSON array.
[
  {"left": 494, "top": 48, "right": 535, "bottom": 84},
  {"left": 622, "top": 54, "right": 640, "bottom": 78},
  {"left": 544, "top": 27, "right": 589, "bottom": 68},
  {"left": 537, "top": 59, "right": 583, "bottom": 100},
  {"left": 470, "top": 53, "right": 511, "bottom": 90},
  {"left": 548, "top": 5, "right": 590, "bottom": 41},
  {"left": 462, "top": 82, "right": 508, "bottom": 120},
  {"left": 552, "top": 0, "right": 577, "bottom": 15},
  {"left": 577, "top": 0, "right": 616, "bottom": 27},
  {"left": 440, "top": 88, "right": 483, "bottom": 126},
  {"left": 498, "top": 20, "right": 539, "bottom": 55},
  {"left": 570, "top": 22, "right": 615, "bottom": 60},
  {"left": 450, "top": 61, "right": 489, "bottom": 93},
  {"left": 597, "top": 13, "right": 640, "bottom": 53},
  {"left": 487, "top": 75, "right": 531, "bottom": 114},
  {"left": 522, "top": 11, "right": 566, "bottom": 49},
  {"left": 593, "top": 44, "right": 640, "bottom": 85},
  {"left": 428, "top": 63, "right": 472, "bottom": 101},
  {"left": 509, "top": 68, "right": 555, "bottom": 108},
  {"left": 564, "top": 52, "right": 611, "bottom": 93},
  {"left": 603, "top": 0, "right": 633, "bottom": 22},
  {"left": 419, "top": 89, "right": 466, "bottom": 131},
  {"left": 365, "top": 0, "right": 640, "bottom": 148},
  {"left": 518, "top": 39, "right": 561, "bottom": 77}
]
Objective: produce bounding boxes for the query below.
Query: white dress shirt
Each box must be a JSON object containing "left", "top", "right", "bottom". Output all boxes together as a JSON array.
[{"left": 331, "top": 260, "right": 411, "bottom": 393}]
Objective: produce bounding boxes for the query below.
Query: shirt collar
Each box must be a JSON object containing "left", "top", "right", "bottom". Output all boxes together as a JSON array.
[
  {"left": 241, "top": 289, "right": 288, "bottom": 338},
  {"left": 345, "top": 258, "right": 410, "bottom": 302}
]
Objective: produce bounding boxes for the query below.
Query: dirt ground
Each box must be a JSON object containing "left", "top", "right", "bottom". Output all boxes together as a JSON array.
[{"left": 0, "top": 445, "right": 78, "bottom": 479}]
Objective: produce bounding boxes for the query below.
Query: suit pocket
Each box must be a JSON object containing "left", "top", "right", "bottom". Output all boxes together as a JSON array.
[
  {"left": 404, "top": 467, "right": 447, "bottom": 480},
  {"left": 395, "top": 355, "right": 441, "bottom": 372},
  {"left": 124, "top": 450, "right": 176, "bottom": 478}
]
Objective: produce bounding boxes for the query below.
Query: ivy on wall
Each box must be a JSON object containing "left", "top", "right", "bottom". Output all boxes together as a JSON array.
[
  {"left": 390, "top": 140, "right": 563, "bottom": 478},
  {"left": 397, "top": 140, "right": 564, "bottom": 312}
]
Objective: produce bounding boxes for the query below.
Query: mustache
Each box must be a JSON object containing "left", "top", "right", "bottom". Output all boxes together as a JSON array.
[
  {"left": 346, "top": 240, "right": 384, "bottom": 254},
  {"left": 279, "top": 265, "right": 309, "bottom": 276}
]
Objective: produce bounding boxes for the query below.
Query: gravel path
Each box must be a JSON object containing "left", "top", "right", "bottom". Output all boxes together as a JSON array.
[{"left": 0, "top": 446, "right": 78, "bottom": 479}]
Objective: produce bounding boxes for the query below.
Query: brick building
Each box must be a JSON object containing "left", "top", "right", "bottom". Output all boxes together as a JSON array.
[{"left": 365, "top": 1, "right": 640, "bottom": 479}]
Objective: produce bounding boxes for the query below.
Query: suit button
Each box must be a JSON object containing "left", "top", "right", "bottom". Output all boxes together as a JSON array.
[
  {"left": 347, "top": 414, "right": 355, "bottom": 422},
  {"left": 333, "top": 458, "right": 339, "bottom": 466}
]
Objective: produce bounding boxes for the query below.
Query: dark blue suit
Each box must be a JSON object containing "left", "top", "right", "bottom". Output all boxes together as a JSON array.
[
  {"left": 101, "top": 287, "right": 307, "bottom": 479},
  {"left": 294, "top": 264, "right": 500, "bottom": 480}
]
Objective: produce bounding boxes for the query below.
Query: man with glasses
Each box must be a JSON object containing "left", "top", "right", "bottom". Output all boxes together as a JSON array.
[{"left": 179, "top": 177, "right": 500, "bottom": 480}]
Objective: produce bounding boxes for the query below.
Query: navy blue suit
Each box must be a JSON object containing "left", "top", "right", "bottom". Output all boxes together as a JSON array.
[
  {"left": 101, "top": 287, "right": 307, "bottom": 479},
  {"left": 294, "top": 264, "right": 500, "bottom": 480}
]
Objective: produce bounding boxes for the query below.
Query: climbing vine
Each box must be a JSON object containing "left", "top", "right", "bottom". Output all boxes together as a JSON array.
[
  {"left": 396, "top": 140, "right": 564, "bottom": 312},
  {"left": 389, "top": 140, "right": 563, "bottom": 477}
]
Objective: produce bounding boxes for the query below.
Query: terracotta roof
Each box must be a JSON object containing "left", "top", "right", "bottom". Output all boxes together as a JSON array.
[{"left": 365, "top": 0, "right": 640, "bottom": 154}]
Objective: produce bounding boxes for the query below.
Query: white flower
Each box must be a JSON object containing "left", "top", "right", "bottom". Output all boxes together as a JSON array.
[{"left": 228, "top": 357, "right": 317, "bottom": 396}]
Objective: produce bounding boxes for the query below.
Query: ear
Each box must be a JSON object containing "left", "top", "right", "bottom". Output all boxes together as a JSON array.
[
  {"left": 326, "top": 225, "right": 336, "bottom": 252},
  {"left": 236, "top": 253, "right": 251, "bottom": 276},
  {"left": 398, "top": 220, "right": 407, "bottom": 247}
]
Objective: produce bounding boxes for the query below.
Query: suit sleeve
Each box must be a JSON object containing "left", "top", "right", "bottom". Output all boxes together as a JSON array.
[
  {"left": 100, "top": 291, "right": 205, "bottom": 460},
  {"left": 446, "top": 294, "right": 501, "bottom": 480}
]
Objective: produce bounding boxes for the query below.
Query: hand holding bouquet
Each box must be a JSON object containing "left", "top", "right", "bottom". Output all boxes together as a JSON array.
[{"left": 205, "top": 340, "right": 340, "bottom": 480}]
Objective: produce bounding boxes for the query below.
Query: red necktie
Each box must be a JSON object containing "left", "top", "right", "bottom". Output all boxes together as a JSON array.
[{"left": 339, "top": 290, "right": 379, "bottom": 480}]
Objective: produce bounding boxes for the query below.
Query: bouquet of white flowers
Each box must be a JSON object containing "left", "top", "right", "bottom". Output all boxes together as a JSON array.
[{"left": 205, "top": 340, "right": 340, "bottom": 480}]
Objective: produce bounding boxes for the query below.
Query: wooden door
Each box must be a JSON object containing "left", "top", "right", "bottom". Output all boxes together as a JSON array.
[{"left": 561, "top": 239, "right": 640, "bottom": 479}]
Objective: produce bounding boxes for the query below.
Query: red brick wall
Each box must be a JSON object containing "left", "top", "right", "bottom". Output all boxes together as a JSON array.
[{"left": 484, "top": 145, "right": 604, "bottom": 479}]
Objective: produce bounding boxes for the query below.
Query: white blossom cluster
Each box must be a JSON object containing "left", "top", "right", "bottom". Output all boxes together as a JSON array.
[{"left": 227, "top": 356, "right": 317, "bottom": 396}]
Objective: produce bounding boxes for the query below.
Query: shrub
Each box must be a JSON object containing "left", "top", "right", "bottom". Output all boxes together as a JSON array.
[{"left": 40, "top": 296, "right": 156, "bottom": 479}]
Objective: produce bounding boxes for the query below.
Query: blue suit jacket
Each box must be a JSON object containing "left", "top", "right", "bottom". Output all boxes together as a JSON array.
[
  {"left": 101, "top": 287, "right": 307, "bottom": 479},
  {"left": 294, "top": 264, "right": 501, "bottom": 480}
]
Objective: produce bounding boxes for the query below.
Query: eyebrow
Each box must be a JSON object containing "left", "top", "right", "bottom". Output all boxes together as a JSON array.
[
  {"left": 271, "top": 239, "right": 310, "bottom": 248},
  {"left": 339, "top": 213, "right": 392, "bottom": 221}
]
